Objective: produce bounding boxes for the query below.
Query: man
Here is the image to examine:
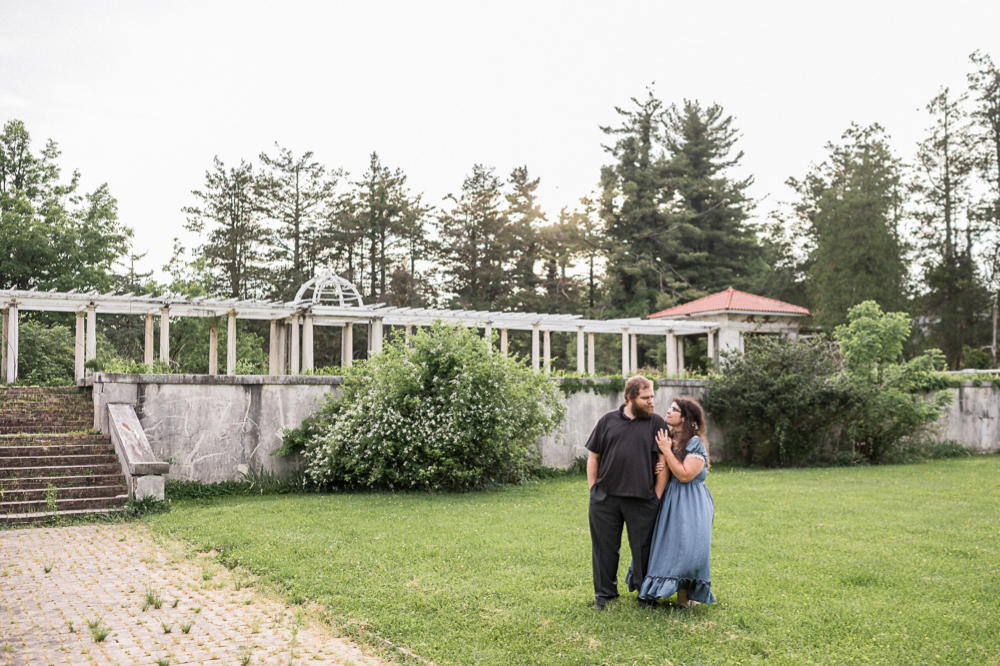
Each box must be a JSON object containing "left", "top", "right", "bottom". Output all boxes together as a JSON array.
[{"left": 586, "top": 375, "right": 668, "bottom": 609}]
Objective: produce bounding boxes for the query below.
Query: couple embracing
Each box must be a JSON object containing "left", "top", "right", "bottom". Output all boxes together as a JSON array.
[{"left": 585, "top": 376, "right": 715, "bottom": 610}]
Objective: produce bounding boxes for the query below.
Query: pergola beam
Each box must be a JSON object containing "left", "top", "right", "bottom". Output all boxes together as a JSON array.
[{"left": 0, "top": 286, "right": 736, "bottom": 379}]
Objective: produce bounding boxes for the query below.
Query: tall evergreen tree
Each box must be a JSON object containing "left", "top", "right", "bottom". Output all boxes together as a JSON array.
[
  {"left": 183, "top": 157, "right": 270, "bottom": 300},
  {"left": 662, "top": 100, "right": 762, "bottom": 297},
  {"left": 354, "top": 153, "right": 429, "bottom": 305},
  {"left": 256, "top": 144, "right": 336, "bottom": 298},
  {"left": 538, "top": 209, "right": 580, "bottom": 314},
  {"left": 569, "top": 197, "right": 606, "bottom": 314},
  {"left": 599, "top": 91, "right": 688, "bottom": 317},
  {"left": 434, "top": 165, "right": 511, "bottom": 309},
  {"left": 498, "top": 166, "right": 545, "bottom": 311},
  {"left": 967, "top": 51, "right": 1000, "bottom": 365},
  {"left": 788, "top": 124, "right": 909, "bottom": 331},
  {"left": 913, "top": 88, "right": 987, "bottom": 368}
]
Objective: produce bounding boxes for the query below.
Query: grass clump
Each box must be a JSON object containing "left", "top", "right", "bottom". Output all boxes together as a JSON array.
[
  {"left": 87, "top": 617, "right": 109, "bottom": 642},
  {"left": 143, "top": 585, "right": 163, "bottom": 610},
  {"left": 148, "top": 456, "right": 1000, "bottom": 666}
]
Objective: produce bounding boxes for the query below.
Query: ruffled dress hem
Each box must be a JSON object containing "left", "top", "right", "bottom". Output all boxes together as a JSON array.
[{"left": 638, "top": 575, "right": 716, "bottom": 605}]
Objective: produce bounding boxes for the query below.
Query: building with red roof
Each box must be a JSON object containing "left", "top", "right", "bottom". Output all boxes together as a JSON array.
[{"left": 646, "top": 287, "right": 810, "bottom": 373}]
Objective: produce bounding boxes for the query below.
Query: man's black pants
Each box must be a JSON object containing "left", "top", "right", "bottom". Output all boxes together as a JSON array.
[{"left": 588, "top": 485, "right": 660, "bottom": 604}]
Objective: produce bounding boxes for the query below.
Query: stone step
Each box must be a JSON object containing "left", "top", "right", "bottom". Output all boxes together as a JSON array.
[
  {"left": 0, "top": 463, "right": 123, "bottom": 478},
  {"left": 0, "top": 424, "right": 94, "bottom": 435},
  {"left": 0, "top": 496, "right": 128, "bottom": 521},
  {"left": 0, "top": 506, "right": 125, "bottom": 526},
  {"left": 0, "top": 484, "right": 128, "bottom": 502},
  {"left": 0, "top": 444, "right": 115, "bottom": 457},
  {"left": 0, "top": 453, "right": 120, "bottom": 468},
  {"left": 0, "top": 474, "right": 126, "bottom": 490},
  {"left": 0, "top": 433, "right": 110, "bottom": 445}
]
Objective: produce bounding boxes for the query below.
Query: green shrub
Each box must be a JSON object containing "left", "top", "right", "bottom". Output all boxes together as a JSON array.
[
  {"left": 102, "top": 358, "right": 175, "bottom": 374},
  {"left": 288, "top": 322, "right": 565, "bottom": 492},
  {"left": 704, "top": 301, "right": 953, "bottom": 467},
  {"left": 702, "top": 336, "right": 852, "bottom": 466},
  {"left": 834, "top": 301, "right": 952, "bottom": 462}
]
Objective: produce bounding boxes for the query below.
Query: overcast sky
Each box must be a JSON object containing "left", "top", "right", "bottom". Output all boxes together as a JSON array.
[{"left": 2, "top": 1, "right": 998, "bottom": 283}]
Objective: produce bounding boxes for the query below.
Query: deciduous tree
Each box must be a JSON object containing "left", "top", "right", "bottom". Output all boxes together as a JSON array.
[{"left": 787, "top": 124, "right": 909, "bottom": 331}]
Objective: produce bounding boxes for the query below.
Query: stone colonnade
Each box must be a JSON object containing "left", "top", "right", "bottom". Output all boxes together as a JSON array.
[{"left": 0, "top": 300, "right": 736, "bottom": 383}]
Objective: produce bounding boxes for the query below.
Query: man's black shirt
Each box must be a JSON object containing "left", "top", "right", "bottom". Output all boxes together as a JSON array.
[{"left": 585, "top": 404, "right": 666, "bottom": 500}]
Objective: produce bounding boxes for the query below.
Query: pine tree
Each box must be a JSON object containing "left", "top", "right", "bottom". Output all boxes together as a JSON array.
[
  {"left": 499, "top": 166, "right": 545, "bottom": 311},
  {"left": 434, "top": 165, "right": 511, "bottom": 309},
  {"left": 256, "top": 144, "right": 337, "bottom": 298},
  {"left": 967, "top": 51, "right": 1000, "bottom": 366},
  {"left": 183, "top": 157, "right": 270, "bottom": 300},
  {"left": 599, "top": 91, "right": 688, "bottom": 317},
  {"left": 662, "top": 100, "right": 762, "bottom": 297},
  {"left": 913, "top": 88, "right": 988, "bottom": 368}
]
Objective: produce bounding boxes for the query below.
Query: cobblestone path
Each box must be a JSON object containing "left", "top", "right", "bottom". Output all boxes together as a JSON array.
[{"left": 0, "top": 524, "right": 386, "bottom": 666}]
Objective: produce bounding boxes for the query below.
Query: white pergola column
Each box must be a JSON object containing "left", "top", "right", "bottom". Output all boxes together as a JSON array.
[
  {"left": 370, "top": 317, "right": 383, "bottom": 356},
  {"left": 666, "top": 332, "right": 678, "bottom": 376},
  {"left": 707, "top": 330, "right": 716, "bottom": 365},
  {"left": 621, "top": 328, "right": 629, "bottom": 377},
  {"left": 208, "top": 320, "right": 218, "bottom": 376},
  {"left": 86, "top": 304, "right": 97, "bottom": 376},
  {"left": 226, "top": 311, "right": 237, "bottom": 376},
  {"left": 74, "top": 310, "right": 85, "bottom": 382},
  {"left": 677, "top": 336, "right": 686, "bottom": 375},
  {"left": 159, "top": 308, "right": 170, "bottom": 363},
  {"left": 5, "top": 305, "right": 17, "bottom": 383},
  {"left": 500, "top": 329, "right": 508, "bottom": 357},
  {"left": 587, "top": 332, "right": 595, "bottom": 376},
  {"left": 630, "top": 333, "right": 638, "bottom": 373},
  {"left": 543, "top": 330, "right": 551, "bottom": 374},
  {"left": 303, "top": 314, "right": 314, "bottom": 372},
  {"left": 144, "top": 314, "right": 155, "bottom": 364},
  {"left": 277, "top": 322, "right": 287, "bottom": 375},
  {"left": 289, "top": 315, "right": 300, "bottom": 375},
  {"left": 405, "top": 324, "right": 413, "bottom": 344},
  {"left": 484, "top": 322, "right": 493, "bottom": 355},
  {"left": 269, "top": 320, "right": 280, "bottom": 375},
  {"left": 531, "top": 324, "right": 540, "bottom": 372},
  {"left": 342, "top": 322, "right": 353, "bottom": 368},
  {"left": 1, "top": 308, "right": 7, "bottom": 379},
  {"left": 576, "top": 327, "right": 585, "bottom": 373}
]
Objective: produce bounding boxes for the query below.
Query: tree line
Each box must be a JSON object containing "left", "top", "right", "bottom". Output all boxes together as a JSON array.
[{"left": 2, "top": 51, "right": 999, "bottom": 372}]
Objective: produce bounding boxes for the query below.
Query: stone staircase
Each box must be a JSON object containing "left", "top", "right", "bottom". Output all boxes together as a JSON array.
[{"left": 0, "top": 386, "right": 128, "bottom": 525}]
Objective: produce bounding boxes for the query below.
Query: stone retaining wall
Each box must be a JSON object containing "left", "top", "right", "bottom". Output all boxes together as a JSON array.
[
  {"left": 91, "top": 374, "right": 342, "bottom": 483},
  {"left": 89, "top": 375, "right": 997, "bottom": 483}
]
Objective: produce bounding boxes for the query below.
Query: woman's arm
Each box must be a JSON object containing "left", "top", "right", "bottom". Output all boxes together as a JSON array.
[{"left": 656, "top": 429, "right": 705, "bottom": 483}]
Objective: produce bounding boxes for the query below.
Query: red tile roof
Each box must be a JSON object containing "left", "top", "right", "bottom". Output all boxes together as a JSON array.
[{"left": 648, "top": 287, "right": 810, "bottom": 318}]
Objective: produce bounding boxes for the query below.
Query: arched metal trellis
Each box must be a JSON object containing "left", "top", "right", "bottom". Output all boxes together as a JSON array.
[{"left": 293, "top": 268, "right": 364, "bottom": 308}]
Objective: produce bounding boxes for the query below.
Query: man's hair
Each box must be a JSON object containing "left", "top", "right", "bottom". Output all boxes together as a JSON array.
[{"left": 624, "top": 376, "right": 653, "bottom": 402}]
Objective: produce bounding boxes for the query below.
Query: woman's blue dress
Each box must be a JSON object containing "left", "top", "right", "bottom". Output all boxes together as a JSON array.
[{"left": 627, "top": 436, "right": 716, "bottom": 604}]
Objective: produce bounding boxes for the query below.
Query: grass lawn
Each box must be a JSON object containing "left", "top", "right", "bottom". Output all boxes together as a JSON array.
[{"left": 146, "top": 457, "right": 1000, "bottom": 665}]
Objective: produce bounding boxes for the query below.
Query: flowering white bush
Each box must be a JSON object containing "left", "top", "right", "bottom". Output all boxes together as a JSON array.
[{"left": 294, "top": 322, "right": 565, "bottom": 491}]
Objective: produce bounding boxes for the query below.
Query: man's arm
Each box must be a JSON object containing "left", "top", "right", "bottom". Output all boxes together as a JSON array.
[
  {"left": 587, "top": 451, "right": 600, "bottom": 489},
  {"left": 654, "top": 453, "right": 668, "bottom": 498}
]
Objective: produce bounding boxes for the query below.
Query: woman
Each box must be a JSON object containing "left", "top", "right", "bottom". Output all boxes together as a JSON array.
[{"left": 629, "top": 396, "right": 716, "bottom": 608}]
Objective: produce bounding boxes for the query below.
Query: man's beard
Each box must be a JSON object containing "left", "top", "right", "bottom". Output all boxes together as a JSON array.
[{"left": 630, "top": 401, "right": 654, "bottom": 419}]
